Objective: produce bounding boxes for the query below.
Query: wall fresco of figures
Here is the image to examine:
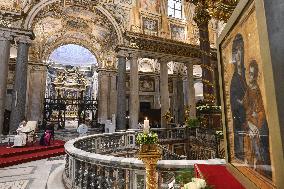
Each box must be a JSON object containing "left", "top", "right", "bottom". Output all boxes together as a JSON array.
[
  {"left": 141, "top": 0, "right": 160, "bottom": 13},
  {"left": 139, "top": 77, "right": 155, "bottom": 92},
  {"left": 170, "top": 24, "right": 185, "bottom": 41},
  {"left": 142, "top": 17, "right": 158, "bottom": 35},
  {"left": 220, "top": 5, "right": 273, "bottom": 186}
]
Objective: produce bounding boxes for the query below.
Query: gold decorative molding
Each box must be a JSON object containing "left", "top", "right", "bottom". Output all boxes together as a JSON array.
[
  {"left": 138, "top": 144, "right": 161, "bottom": 189},
  {"left": 123, "top": 31, "right": 202, "bottom": 59}
]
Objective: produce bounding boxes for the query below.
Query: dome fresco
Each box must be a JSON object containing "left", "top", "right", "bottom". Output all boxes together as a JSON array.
[{"left": 49, "top": 44, "right": 97, "bottom": 66}]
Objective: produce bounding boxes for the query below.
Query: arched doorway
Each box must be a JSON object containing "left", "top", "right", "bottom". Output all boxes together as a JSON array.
[{"left": 43, "top": 44, "right": 98, "bottom": 129}]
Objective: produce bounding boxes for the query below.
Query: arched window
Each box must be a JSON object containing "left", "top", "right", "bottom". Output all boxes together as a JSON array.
[{"left": 168, "top": 0, "right": 182, "bottom": 19}]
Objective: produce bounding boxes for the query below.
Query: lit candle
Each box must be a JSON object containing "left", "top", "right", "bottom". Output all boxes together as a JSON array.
[{"left": 144, "top": 117, "right": 150, "bottom": 134}]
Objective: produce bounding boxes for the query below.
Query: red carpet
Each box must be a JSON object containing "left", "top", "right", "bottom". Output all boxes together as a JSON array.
[
  {"left": 0, "top": 140, "right": 65, "bottom": 168},
  {"left": 194, "top": 164, "right": 245, "bottom": 189}
]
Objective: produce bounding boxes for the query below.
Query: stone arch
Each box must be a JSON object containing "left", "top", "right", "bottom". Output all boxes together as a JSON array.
[
  {"left": 42, "top": 37, "right": 102, "bottom": 67},
  {"left": 23, "top": 0, "right": 124, "bottom": 44}
]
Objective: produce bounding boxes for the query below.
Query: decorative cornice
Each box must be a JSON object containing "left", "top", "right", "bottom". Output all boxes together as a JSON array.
[
  {"left": 14, "top": 35, "right": 32, "bottom": 44},
  {"left": 0, "top": 27, "right": 34, "bottom": 41},
  {"left": 116, "top": 49, "right": 129, "bottom": 57},
  {"left": 0, "top": 31, "right": 13, "bottom": 41},
  {"left": 123, "top": 31, "right": 201, "bottom": 59}
]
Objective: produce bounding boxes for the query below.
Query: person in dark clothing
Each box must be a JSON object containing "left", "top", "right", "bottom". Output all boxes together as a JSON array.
[
  {"left": 230, "top": 34, "right": 247, "bottom": 161},
  {"left": 40, "top": 123, "right": 54, "bottom": 146}
]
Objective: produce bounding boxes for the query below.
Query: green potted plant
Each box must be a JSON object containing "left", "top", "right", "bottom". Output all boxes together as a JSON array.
[
  {"left": 186, "top": 118, "right": 200, "bottom": 128},
  {"left": 136, "top": 132, "right": 158, "bottom": 152}
]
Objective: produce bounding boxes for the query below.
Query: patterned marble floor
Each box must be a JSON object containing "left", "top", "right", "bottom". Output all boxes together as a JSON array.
[{"left": 0, "top": 155, "right": 66, "bottom": 189}]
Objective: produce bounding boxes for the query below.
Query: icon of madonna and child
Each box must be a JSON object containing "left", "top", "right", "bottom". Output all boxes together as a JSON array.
[{"left": 229, "top": 34, "right": 272, "bottom": 179}]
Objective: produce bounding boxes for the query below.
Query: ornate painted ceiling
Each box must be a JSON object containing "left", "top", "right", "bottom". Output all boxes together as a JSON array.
[{"left": 0, "top": 0, "right": 233, "bottom": 72}]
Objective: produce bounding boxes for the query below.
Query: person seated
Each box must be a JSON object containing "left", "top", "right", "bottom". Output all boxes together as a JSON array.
[
  {"left": 40, "top": 124, "right": 54, "bottom": 146},
  {"left": 23, "top": 121, "right": 38, "bottom": 144},
  {"left": 13, "top": 119, "right": 28, "bottom": 147}
]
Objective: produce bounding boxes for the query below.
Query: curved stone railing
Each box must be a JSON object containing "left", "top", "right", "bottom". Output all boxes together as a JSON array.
[{"left": 63, "top": 130, "right": 225, "bottom": 189}]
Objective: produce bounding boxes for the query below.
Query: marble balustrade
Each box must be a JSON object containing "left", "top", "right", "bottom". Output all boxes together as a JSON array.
[{"left": 63, "top": 128, "right": 225, "bottom": 189}]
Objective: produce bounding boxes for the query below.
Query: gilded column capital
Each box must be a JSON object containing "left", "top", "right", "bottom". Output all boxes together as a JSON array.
[
  {"left": 14, "top": 35, "right": 32, "bottom": 44},
  {"left": 193, "top": 2, "right": 211, "bottom": 27},
  {"left": 0, "top": 31, "right": 13, "bottom": 41}
]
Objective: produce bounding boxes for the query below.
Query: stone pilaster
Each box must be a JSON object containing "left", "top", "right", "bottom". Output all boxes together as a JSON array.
[
  {"left": 153, "top": 76, "right": 160, "bottom": 109},
  {"left": 186, "top": 63, "right": 196, "bottom": 118},
  {"left": 160, "top": 60, "right": 170, "bottom": 128},
  {"left": 172, "top": 77, "right": 178, "bottom": 124},
  {"left": 116, "top": 51, "right": 127, "bottom": 130},
  {"left": 129, "top": 54, "right": 139, "bottom": 129},
  {"left": 9, "top": 36, "right": 31, "bottom": 131},
  {"left": 176, "top": 75, "right": 185, "bottom": 124},
  {"left": 0, "top": 32, "right": 12, "bottom": 134},
  {"left": 98, "top": 70, "right": 108, "bottom": 123},
  {"left": 109, "top": 71, "right": 117, "bottom": 118},
  {"left": 26, "top": 63, "right": 47, "bottom": 122}
]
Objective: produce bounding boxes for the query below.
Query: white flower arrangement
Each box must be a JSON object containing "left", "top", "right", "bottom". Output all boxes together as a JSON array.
[{"left": 183, "top": 178, "right": 207, "bottom": 189}]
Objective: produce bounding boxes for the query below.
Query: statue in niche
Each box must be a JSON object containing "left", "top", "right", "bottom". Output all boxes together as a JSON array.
[{"left": 230, "top": 34, "right": 247, "bottom": 162}]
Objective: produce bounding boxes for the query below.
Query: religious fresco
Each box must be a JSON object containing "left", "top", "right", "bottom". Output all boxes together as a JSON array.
[
  {"left": 220, "top": 4, "right": 273, "bottom": 186},
  {"left": 139, "top": 77, "right": 155, "bottom": 92},
  {"left": 170, "top": 24, "right": 185, "bottom": 41},
  {"left": 141, "top": 0, "right": 160, "bottom": 13},
  {"left": 142, "top": 17, "right": 158, "bottom": 36}
]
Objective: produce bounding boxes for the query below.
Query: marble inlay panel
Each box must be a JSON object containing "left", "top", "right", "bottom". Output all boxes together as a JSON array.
[
  {"left": 0, "top": 166, "right": 35, "bottom": 178},
  {"left": 0, "top": 179, "right": 29, "bottom": 189}
]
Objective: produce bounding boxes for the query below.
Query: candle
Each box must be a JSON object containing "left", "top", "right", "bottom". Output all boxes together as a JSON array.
[{"left": 144, "top": 117, "right": 150, "bottom": 134}]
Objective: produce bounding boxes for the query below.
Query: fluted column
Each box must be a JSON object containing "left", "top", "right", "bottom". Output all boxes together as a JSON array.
[
  {"left": 129, "top": 53, "right": 139, "bottom": 129},
  {"left": 0, "top": 32, "right": 12, "bottom": 134},
  {"left": 186, "top": 63, "right": 196, "bottom": 117},
  {"left": 9, "top": 36, "right": 31, "bottom": 131},
  {"left": 116, "top": 51, "right": 127, "bottom": 130},
  {"left": 160, "top": 60, "right": 169, "bottom": 128}
]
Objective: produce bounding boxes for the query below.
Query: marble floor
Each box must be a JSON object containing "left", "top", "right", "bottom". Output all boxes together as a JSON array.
[{"left": 0, "top": 155, "right": 66, "bottom": 189}]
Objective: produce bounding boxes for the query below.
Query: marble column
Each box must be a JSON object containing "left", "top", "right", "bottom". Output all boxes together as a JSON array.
[
  {"left": 129, "top": 54, "right": 139, "bottom": 129},
  {"left": 116, "top": 51, "right": 127, "bottom": 130},
  {"left": 0, "top": 32, "right": 12, "bottom": 134},
  {"left": 186, "top": 63, "right": 196, "bottom": 118},
  {"left": 160, "top": 60, "right": 170, "bottom": 128},
  {"left": 9, "top": 36, "right": 31, "bottom": 131}
]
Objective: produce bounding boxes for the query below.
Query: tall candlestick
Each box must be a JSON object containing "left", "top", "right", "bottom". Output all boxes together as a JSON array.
[{"left": 144, "top": 117, "right": 150, "bottom": 134}]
